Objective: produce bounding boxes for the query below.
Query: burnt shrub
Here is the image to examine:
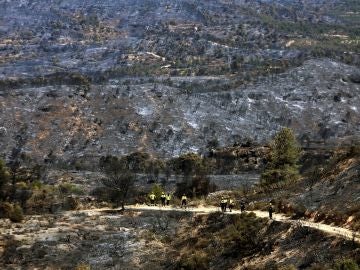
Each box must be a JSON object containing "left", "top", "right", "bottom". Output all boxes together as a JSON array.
[
  {"left": 0, "top": 201, "right": 13, "bottom": 218},
  {"left": 0, "top": 202, "right": 24, "bottom": 222},
  {"left": 2, "top": 238, "right": 21, "bottom": 264},
  {"left": 291, "top": 204, "right": 307, "bottom": 219},
  {"left": 178, "top": 250, "right": 210, "bottom": 270},
  {"left": 221, "top": 212, "right": 267, "bottom": 257},
  {"left": 63, "top": 196, "right": 80, "bottom": 210}
]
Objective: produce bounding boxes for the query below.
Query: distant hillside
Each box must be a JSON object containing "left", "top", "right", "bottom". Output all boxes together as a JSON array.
[{"left": 0, "top": 0, "right": 359, "bottom": 162}]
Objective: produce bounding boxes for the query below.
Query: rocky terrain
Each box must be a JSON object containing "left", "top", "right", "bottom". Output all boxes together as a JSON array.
[
  {"left": 0, "top": 59, "right": 359, "bottom": 164},
  {"left": 0, "top": 208, "right": 358, "bottom": 269},
  {"left": 0, "top": 1, "right": 359, "bottom": 269}
]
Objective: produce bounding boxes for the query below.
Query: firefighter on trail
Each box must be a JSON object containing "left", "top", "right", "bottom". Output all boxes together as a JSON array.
[
  {"left": 181, "top": 194, "right": 187, "bottom": 208},
  {"left": 240, "top": 200, "right": 246, "bottom": 212},
  {"left": 228, "top": 198, "right": 235, "bottom": 212},
  {"left": 268, "top": 203, "right": 274, "bottom": 219},
  {"left": 220, "top": 197, "right": 227, "bottom": 212},
  {"left": 161, "top": 192, "right": 166, "bottom": 207},
  {"left": 149, "top": 192, "right": 156, "bottom": 206},
  {"left": 166, "top": 193, "right": 171, "bottom": 206}
]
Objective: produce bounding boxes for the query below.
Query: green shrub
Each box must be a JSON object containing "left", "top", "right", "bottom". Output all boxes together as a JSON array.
[
  {"left": 16, "top": 181, "right": 28, "bottom": 189},
  {"left": 0, "top": 159, "right": 10, "bottom": 200},
  {"left": 334, "top": 259, "right": 359, "bottom": 270},
  {"left": 261, "top": 128, "right": 300, "bottom": 185},
  {"left": 31, "top": 180, "right": 43, "bottom": 190},
  {"left": 150, "top": 184, "right": 164, "bottom": 203},
  {"left": 9, "top": 204, "right": 24, "bottom": 223},
  {"left": 59, "top": 183, "right": 84, "bottom": 195}
]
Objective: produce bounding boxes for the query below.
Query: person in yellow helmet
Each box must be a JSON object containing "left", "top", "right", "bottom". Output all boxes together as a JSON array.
[
  {"left": 160, "top": 192, "right": 166, "bottom": 207},
  {"left": 149, "top": 192, "right": 156, "bottom": 206},
  {"left": 166, "top": 193, "right": 171, "bottom": 206},
  {"left": 220, "top": 197, "right": 227, "bottom": 212},
  {"left": 181, "top": 194, "right": 187, "bottom": 208},
  {"left": 228, "top": 198, "right": 235, "bottom": 212}
]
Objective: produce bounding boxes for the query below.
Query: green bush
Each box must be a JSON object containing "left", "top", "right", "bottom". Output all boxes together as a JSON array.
[
  {"left": 0, "top": 159, "right": 10, "bottom": 200},
  {"left": 58, "top": 183, "right": 84, "bottom": 195},
  {"left": 150, "top": 184, "right": 164, "bottom": 203},
  {"left": 261, "top": 128, "right": 300, "bottom": 185},
  {"left": 8, "top": 204, "right": 24, "bottom": 223},
  {"left": 31, "top": 180, "right": 43, "bottom": 190},
  {"left": 334, "top": 259, "right": 359, "bottom": 270}
]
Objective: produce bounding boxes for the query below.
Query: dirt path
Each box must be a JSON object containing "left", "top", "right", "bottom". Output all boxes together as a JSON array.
[{"left": 82, "top": 205, "right": 360, "bottom": 243}]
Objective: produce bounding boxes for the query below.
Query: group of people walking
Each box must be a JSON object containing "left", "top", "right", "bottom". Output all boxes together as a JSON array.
[
  {"left": 148, "top": 192, "right": 275, "bottom": 219},
  {"left": 148, "top": 192, "right": 188, "bottom": 208},
  {"left": 149, "top": 192, "right": 172, "bottom": 206},
  {"left": 220, "top": 197, "right": 246, "bottom": 213}
]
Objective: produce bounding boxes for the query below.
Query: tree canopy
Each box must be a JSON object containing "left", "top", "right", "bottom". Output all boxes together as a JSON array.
[
  {"left": 261, "top": 128, "right": 301, "bottom": 185},
  {"left": 99, "top": 155, "right": 135, "bottom": 210}
]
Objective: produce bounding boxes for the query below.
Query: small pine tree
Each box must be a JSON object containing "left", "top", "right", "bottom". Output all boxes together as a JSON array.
[
  {"left": 0, "top": 159, "right": 10, "bottom": 200},
  {"left": 261, "top": 128, "right": 301, "bottom": 185},
  {"left": 150, "top": 184, "right": 164, "bottom": 203}
]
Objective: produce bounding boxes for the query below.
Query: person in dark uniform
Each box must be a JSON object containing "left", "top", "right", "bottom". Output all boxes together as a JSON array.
[
  {"left": 240, "top": 200, "right": 246, "bottom": 213},
  {"left": 160, "top": 192, "right": 166, "bottom": 207},
  {"left": 220, "top": 197, "right": 227, "bottom": 212},
  {"left": 268, "top": 203, "right": 274, "bottom": 219},
  {"left": 181, "top": 194, "right": 187, "bottom": 208}
]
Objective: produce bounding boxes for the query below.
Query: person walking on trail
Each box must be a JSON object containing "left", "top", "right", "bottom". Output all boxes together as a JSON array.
[
  {"left": 228, "top": 198, "right": 235, "bottom": 212},
  {"left": 220, "top": 197, "right": 227, "bottom": 212},
  {"left": 181, "top": 194, "right": 187, "bottom": 208},
  {"left": 166, "top": 193, "right": 171, "bottom": 206},
  {"left": 240, "top": 200, "right": 245, "bottom": 213},
  {"left": 268, "top": 203, "right": 274, "bottom": 219},
  {"left": 149, "top": 192, "right": 156, "bottom": 206},
  {"left": 160, "top": 192, "right": 166, "bottom": 207}
]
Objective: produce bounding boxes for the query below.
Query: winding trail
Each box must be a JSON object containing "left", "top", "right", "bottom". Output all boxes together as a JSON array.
[{"left": 84, "top": 205, "right": 360, "bottom": 243}]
